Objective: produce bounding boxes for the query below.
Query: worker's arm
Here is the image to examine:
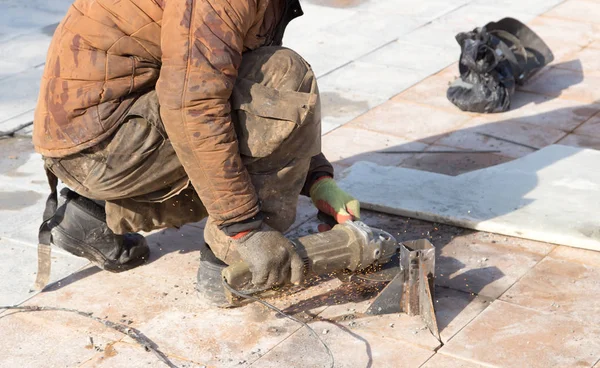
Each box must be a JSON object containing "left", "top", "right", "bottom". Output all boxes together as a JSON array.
[{"left": 156, "top": 0, "right": 260, "bottom": 228}]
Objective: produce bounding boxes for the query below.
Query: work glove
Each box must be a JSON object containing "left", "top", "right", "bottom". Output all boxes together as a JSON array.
[
  {"left": 310, "top": 177, "right": 361, "bottom": 224},
  {"left": 232, "top": 224, "right": 304, "bottom": 289}
]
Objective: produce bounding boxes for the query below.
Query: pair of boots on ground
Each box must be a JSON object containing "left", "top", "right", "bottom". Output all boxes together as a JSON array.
[{"left": 49, "top": 179, "right": 359, "bottom": 306}]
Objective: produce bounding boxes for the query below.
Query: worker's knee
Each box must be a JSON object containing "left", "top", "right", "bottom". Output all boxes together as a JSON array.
[
  {"left": 238, "top": 46, "right": 315, "bottom": 94},
  {"left": 233, "top": 47, "right": 321, "bottom": 161}
]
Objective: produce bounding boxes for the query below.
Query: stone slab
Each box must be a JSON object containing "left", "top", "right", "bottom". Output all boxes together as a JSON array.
[{"left": 338, "top": 145, "right": 600, "bottom": 251}]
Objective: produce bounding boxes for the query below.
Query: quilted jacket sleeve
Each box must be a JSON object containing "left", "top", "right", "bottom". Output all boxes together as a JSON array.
[{"left": 156, "top": 0, "right": 260, "bottom": 226}]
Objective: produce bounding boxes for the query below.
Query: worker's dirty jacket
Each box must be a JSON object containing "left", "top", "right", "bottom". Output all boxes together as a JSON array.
[{"left": 33, "top": 0, "right": 329, "bottom": 226}]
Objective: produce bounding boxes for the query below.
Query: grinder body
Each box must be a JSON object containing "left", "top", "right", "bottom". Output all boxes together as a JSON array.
[{"left": 222, "top": 221, "right": 398, "bottom": 304}]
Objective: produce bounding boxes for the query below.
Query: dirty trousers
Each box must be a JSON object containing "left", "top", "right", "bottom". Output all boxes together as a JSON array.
[{"left": 44, "top": 47, "right": 324, "bottom": 263}]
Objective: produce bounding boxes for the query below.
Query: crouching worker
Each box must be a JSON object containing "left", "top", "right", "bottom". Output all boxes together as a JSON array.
[{"left": 32, "top": 0, "right": 360, "bottom": 305}]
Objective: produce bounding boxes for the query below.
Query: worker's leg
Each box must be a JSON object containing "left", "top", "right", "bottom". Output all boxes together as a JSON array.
[
  {"left": 45, "top": 91, "right": 208, "bottom": 234},
  {"left": 204, "top": 46, "right": 321, "bottom": 264},
  {"left": 44, "top": 91, "right": 207, "bottom": 271}
]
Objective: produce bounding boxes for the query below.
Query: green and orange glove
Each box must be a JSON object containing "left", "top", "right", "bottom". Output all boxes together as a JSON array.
[{"left": 310, "top": 177, "right": 361, "bottom": 225}]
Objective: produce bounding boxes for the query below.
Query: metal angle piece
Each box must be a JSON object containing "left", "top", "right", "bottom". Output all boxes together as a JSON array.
[
  {"left": 365, "top": 239, "right": 440, "bottom": 340},
  {"left": 33, "top": 243, "right": 52, "bottom": 291}
]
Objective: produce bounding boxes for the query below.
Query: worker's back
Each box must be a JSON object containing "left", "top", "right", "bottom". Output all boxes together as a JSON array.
[{"left": 33, "top": 0, "right": 282, "bottom": 158}]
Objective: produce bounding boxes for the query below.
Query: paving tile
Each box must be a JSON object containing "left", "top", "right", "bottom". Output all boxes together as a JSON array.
[
  {"left": 347, "top": 100, "right": 470, "bottom": 144},
  {"left": 0, "top": 66, "right": 43, "bottom": 124},
  {"left": 399, "top": 145, "right": 514, "bottom": 176},
  {"left": 80, "top": 342, "right": 206, "bottom": 368},
  {"left": 436, "top": 231, "right": 555, "bottom": 299},
  {"left": 321, "top": 126, "right": 428, "bottom": 167},
  {"left": 558, "top": 133, "right": 600, "bottom": 150},
  {"left": 21, "top": 260, "right": 201, "bottom": 328},
  {"left": 465, "top": 91, "right": 600, "bottom": 132},
  {"left": 317, "top": 87, "right": 386, "bottom": 135},
  {"left": 359, "top": 40, "right": 457, "bottom": 76},
  {"left": 126, "top": 306, "right": 300, "bottom": 368},
  {"left": 250, "top": 319, "right": 435, "bottom": 368},
  {"left": 500, "top": 246, "right": 600, "bottom": 327},
  {"left": 556, "top": 47, "right": 600, "bottom": 76},
  {"left": 421, "top": 353, "right": 490, "bottom": 368},
  {"left": 319, "top": 61, "right": 426, "bottom": 102},
  {"left": 547, "top": 245, "right": 600, "bottom": 267},
  {"left": 0, "top": 108, "right": 35, "bottom": 135},
  {"left": 0, "top": 1, "right": 68, "bottom": 42},
  {"left": 317, "top": 302, "right": 442, "bottom": 351},
  {"left": 0, "top": 238, "right": 89, "bottom": 306},
  {"left": 0, "top": 138, "right": 59, "bottom": 246},
  {"left": 399, "top": 22, "right": 465, "bottom": 51},
  {"left": 433, "top": 287, "right": 492, "bottom": 343},
  {"left": 364, "top": 0, "right": 468, "bottom": 21},
  {"left": 520, "top": 67, "right": 600, "bottom": 103},
  {"left": 440, "top": 300, "right": 600, "bottom": 368},
  {"left": 394, "top": 72, "right": 468, "bottom": 113},
  {"left": 325, "top": 12, "right": 427, "bottom": 46},
  {"left": 437, "top": 5, "right": 538, "bottom": 27},
  {"left": 435, "top": 128, "right": 542, "bottom": 158},
  {"left": 458, "top": 118, "right": 567, "bottom": 149},
  {"left": 284, "top": 1, "right": 357, "bottom": 33},
  {"left": 472, "top": 0, "right": 565, "bottom": 14},
  {"left": 526, "top": 16, "right": 600, "bottom": 61},
  {"left": 545, "top": 0, "right": 600, "bottom": 25},
  {"left": 0, "top": 310, "right": 117, "bottom": 368},
  {"left": 285, "top": 29, "right": 378, "bottom": 78},
  {"left": 132, "top": 224, "right": 205, "bottom": 287},
  {"left": 574, "top": 112, "right": 600, "bottom": 137},
  {"left": 589, "top": 40, "right": 600, "bottom": 49},
  {"left": 0, "top": 31, "right": 53, "bottom": 80}
]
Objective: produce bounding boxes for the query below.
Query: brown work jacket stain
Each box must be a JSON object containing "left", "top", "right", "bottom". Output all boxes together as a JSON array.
[{"left": 33, "top": 0, "right": 304, "bottom": 225}]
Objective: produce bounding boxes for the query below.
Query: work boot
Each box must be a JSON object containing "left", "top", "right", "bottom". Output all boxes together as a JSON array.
[
  {"left": 196, "top": 244, "right": 230, "bottom": 307},
  {"left": 50, "top": 188, "right": 150, "bottom": 272}
]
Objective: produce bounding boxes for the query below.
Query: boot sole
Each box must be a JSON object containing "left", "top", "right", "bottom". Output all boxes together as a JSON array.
[{"left": 52, "top": 228, "right": 150, "bottom": 273}]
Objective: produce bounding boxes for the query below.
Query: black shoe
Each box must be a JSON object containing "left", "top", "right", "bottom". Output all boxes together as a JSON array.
[
  {"left": 196, "top": 244, "right": 229, "bottom": 307},
  {"left": 50, "top": 188, "right": 150, "bottom": 272}
]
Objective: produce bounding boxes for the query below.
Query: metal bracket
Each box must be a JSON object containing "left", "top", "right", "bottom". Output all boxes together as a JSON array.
[{"left": 366, "top": 239, "right": 440, "bottom": 340}]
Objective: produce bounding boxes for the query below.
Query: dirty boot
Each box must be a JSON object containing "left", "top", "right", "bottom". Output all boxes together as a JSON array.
[
  {"left": 50, "top": 188, "right": 150, "bottom": 272},
  {"left": 196, "top": 245, "right": 230, "bottom": 307}
]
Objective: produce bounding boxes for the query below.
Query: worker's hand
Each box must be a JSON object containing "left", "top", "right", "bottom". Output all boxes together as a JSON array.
[
  {"left": 232, "top": 224, "right": 304, "bottom": 289},
  {"left": 310, "top": 177, "right": 361, "bottom": 224}
]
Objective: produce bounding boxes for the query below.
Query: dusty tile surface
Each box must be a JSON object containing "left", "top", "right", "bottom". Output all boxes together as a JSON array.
[
  {"left": 399, "top": 145, "right": 514, "bottom": 176},
  {"left": 544, "top": 0, "right": 600, "bottom": 24},
  {"left": 521, "top": 67, "right": 600, "bottom": 103},
  {"left": 0, "top": 238, "right": 89, "bottom": 306},
  {"left": 125, "top": 306, "right": 300, "bottom": 367},
  {"left": 463, "top": 91, "right": 600, "bottom": 132},
  {"left": 435, "top": 232, "right": 555, "bottom": 299},
  {"left": 500, "top": 246, "right": 600, "bottom": 326},
  {"left": 251, "top": 319, "right": 435, "bottom": 368},
  {"left": 558, "top": 133, "right": 600, "bottom": 150},
  {"left": 440, "top": 300, "right": 600, "bottom": 368},
  {"left": 322, "top": 126, "right": 427, "bottom": 168},
  {"left": 0, "top": 310, "right": 121, "bottom": 368},
  {"left": 421, "top": 353, "right": 490, "bottom": 368},
  {"left": 574, "top": 113, "right": 600, "bottom": 138},
  {"left": 433, "top": 287, "right": 492, "bottom": 343},
  {"left": 394, "top": 67, "right": 463, "bottom": 113},
  {"left": 526, "top": 16, "right": 599, "bottom": 60},
  {"left": 80, "top": 342, "right": 205, "bottom": 368},
  {"left": 347, "top": 100, "right": 470, "bottom": 143}
]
